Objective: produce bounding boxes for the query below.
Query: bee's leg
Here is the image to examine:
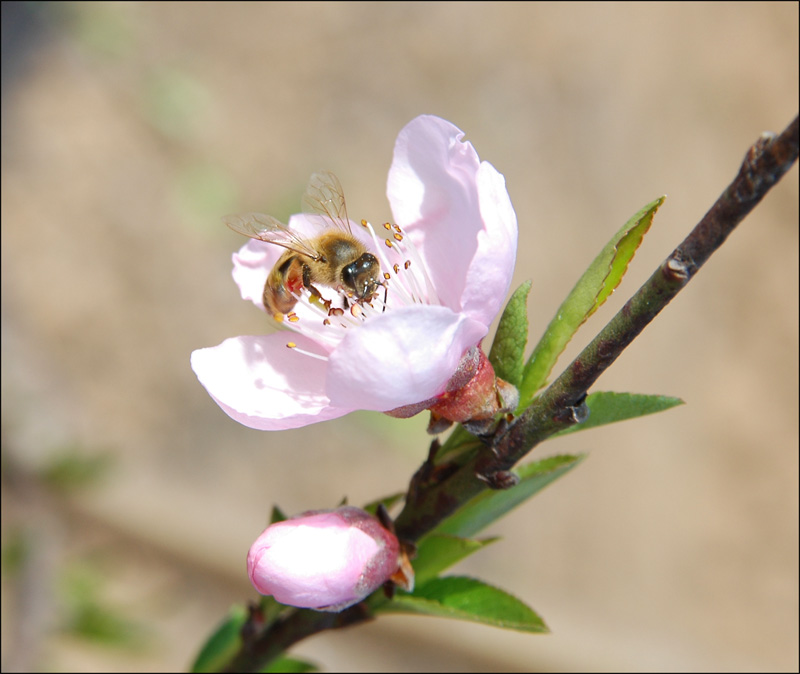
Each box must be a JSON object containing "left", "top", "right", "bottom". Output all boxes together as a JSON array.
[
  {"left": 301, "top": 264, "right": 320, "bottom": 299},
  {"left": 301, "top": 263, "right": 328, "bottom": 308},
  {"left": 306, "top": 283, "right": 324, "bottom": 301}
]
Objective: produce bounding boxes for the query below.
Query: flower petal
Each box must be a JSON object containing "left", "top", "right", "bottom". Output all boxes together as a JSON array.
[
  {"left": 232, "top": 239, "right": 275, "bottom": 311},
  {"left": 459, "top": 161, "right": 518, "bottom": 325},
  {"left": 326, "top": 305, "right": 487, "bottom": 411},
  {"left": 191, "top": 334, "right": 352, "bottom": 430},
  {"left": 387, "top": 115, "right": 485, "bottom": 317}
]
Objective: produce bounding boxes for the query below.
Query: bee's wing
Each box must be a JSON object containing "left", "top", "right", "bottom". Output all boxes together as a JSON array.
[
  {"left": 301, "top": 171, "right": 352, "bottom": 234},
  {"left": 223, "top": 212, "right": 322, "bottom": 260}
]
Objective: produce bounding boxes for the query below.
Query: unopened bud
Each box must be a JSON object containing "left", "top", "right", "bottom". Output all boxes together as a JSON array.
[{"left": 247, "top": 506, "right": 402, "bottom": 612}]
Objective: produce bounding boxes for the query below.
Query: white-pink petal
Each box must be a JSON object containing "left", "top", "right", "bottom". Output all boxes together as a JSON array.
[
  {"left": 325, "top": 305, "right": 488, "bottom": 411},
  {"left": 459, "top": 161, "right": 518, "bottom": 326},
  {"left": 232, "top": 239, "right": 274, "bottom": 311},
  {"left": 387, "top": 115, "right": 485, "bottom": 315},
  {"left": 190, "top": 334, "right": 352, "bottom": 430}
]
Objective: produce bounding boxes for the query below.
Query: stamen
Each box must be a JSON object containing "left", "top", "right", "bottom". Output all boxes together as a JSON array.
[
  {"left": 278, "top": 218, "right": 441, "bottom": 346},
  {"left": 286, "top": 342, "right": 329, "bottom": 361},
  {"left": 387, "top": 226, "right": 441, "bottom": 305},
  {"left": 359, "top": 218, "right": 440, "bottom": 307},
  {"left": 398, "top": 255, "right": 426, "bottom": 304},
  {"left": 277, "top": 289, "right": 351, "bottom": 348},
  {"left": 361, "top": 220, "right": 398, "bottom": 279}
]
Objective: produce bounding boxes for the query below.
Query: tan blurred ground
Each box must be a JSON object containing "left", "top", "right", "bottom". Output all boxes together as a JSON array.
[{"left": 1, "top": 2, "right": 797, "bottom": 671}]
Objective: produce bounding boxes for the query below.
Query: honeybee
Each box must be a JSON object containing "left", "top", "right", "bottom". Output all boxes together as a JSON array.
[{"left": 224, "top": 172, "right": 385, "bottom": 318}]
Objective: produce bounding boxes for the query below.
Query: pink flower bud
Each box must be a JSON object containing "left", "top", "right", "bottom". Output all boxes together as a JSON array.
[{"left": 247, "top": 506, "right": 402, "bottom": 612}]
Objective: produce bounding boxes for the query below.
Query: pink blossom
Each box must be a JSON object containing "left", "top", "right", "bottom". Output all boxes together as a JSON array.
[
  {"left": 191, "top": 115, "right": 518, "bottom": 430},
  {"left": 246, "top": 506, "right": 401, "bottom": 612}
]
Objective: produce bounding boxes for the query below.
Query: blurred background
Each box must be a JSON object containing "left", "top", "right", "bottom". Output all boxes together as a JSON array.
[{"left": 1, "top": 2, "right": 797, "bottom": 671}]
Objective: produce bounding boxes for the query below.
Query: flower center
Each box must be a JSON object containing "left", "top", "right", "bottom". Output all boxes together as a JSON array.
[{"left": 282, "top": 220, "right": 438, "bottom": 359}]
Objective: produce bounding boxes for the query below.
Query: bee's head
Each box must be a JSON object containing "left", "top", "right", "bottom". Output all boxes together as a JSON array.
[{"left": 342, "top": 252, "right": 382, "bottom": 300}]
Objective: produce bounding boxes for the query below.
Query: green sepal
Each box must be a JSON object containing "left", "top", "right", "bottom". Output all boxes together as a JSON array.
[
  {"left": 270, "top": 505, "right": 288, "bottom": 524},
  {"left": 488, "top": 280, "right": 532, "bottom": 387},
  {"left": 433, "top": 454, "right": 585, "bottom": 538},
  {"left": 551, "top": 391, "right": 684, "bottom": 437},
  {"left": 379, "top": 576, "right": 547, "bottom": 633},
  {"left": 519, "top": 197, "right": 666, "bottom": 406}
]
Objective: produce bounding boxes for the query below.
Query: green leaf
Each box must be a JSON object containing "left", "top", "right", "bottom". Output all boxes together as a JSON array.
[
  {"left": 433, "top": 455, "right": 585, "bottom": 538},
  {"left": 379, "top": 576, "right": 547, "bottom": 633},
  {"left": 551, "top": 391, "right": 684, "bottom": 437},
  {"left": 519, "top": 197, "right": 666, "bottom": 406},
  {"left": 190, "top": 604, "right": 247, "bottom": 673},
  {"left": 488, "top": 280, "right": 532, "bottom": 387},
  {"left": 263, "top": 656, "right": 319, "bottom": 673},
  {"left": 412, "top": 534, "right": 499, "bottom": 587}
]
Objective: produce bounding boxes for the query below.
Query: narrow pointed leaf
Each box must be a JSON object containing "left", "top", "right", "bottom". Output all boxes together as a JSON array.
[
  {"left": 552, "top": 391, "right": 684, "bottom": 437},
  {"left": 190, "top": 604, "right": 246, "bottom": 673},
  {"left": 264, "top": 656, "right": 319, "bottom": 673},
  {"left": 380, "top": 576, "right": 547, "bottom": 633},
  {"left": 433, "top": 454, "right": 585, "bottom": 538},
  {"left": 519, "top": 197, "right": 666, "bottom": 405},
  {"left": 413, "top": 534, "right": 499, "bottom": 587},
  {"left": 488, "top": 280, "right": 531, "bottom": 387}
]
